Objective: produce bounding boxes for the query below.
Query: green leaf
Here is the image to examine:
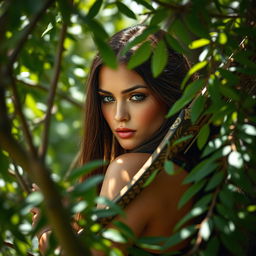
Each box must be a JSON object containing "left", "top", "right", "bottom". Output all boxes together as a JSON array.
[
  {"left": 94, "top": 37, "right": 117, "bottom": 69},
  {"left": 167, "top": 79, "right": 205, "bottom": 117},
  {"left": 116, "top": 2, "right": 136, "bottom": 19},
  {"left": 113, "top": 221, "right": 136, "bottom": 240},
  {"left": 143, "top": 169, "right": 159, "bottom": 187},
  {"left": 191, "top": 95, "right": 206, "bottom": 123},
  {"left": 173, "top": 134, "right": 193, "bottom": 146},
  {"left": 121, "top": 26, "right": 158, "bottom": 55},
  {"left": 102, "top": 228, "right": 127, "bottom": 243},
  {"left": 189, "top": 38, "right": 211, "bottom": 49},
  {"left": 178, "top": 179, "right": 206, "bottom": 208},
  {"left": 197, "top": 124, "right": 210, "bottom": 149},
  {"left": 205, "top": 171, "right": 225, "bottom": 191},
  {"left": 204, "top": 236, "right": 220, "bottom": 256},
  {"left": 88, "top": 19, "right": 108, "bottom": 39},
  {"left": 68, "top": 160, "right": 107, "bottom": 181},
  {"left": 149, "top": 8, "right": 167, "bottom": 26},
  {"left": 96, "top": 196, "right": 124, "bottom": 217},
  {"left": 220, "top": 234, "right": 245, "bottom": 256},
  {"left": 41, "top": 23, "right": 53, "bottom": 38},
  {"left": 87, "top": 0, "right": 103, "bottom": 18},
  {"left": 133, "top": 0, "right": 155, "bottom": 11},
  {"left": 165, "top": 34, "right": 184, "bottom": 54},
  {"left": 200, "top": 218, "right": 213, "bottom": 241},
  {"left": 174, "top": 206, "right": 207, "bottom": 231},
  {"left": 181, "top": 61, "right": 208, "bottom": 88},
  {"left": 219, "top": 85, "right": 240, "bottom": 101},
  {"left": 163, "top": 225, "right": 196, "bottom": 249},
  {"left": 0, "top": 150, "right": 9, "bottom": 175},
  {"left": 127, "top": 41, "right": 152, "bottom": 69},
  {"left": 194, "top": 193, "right": 212, "bottom": 208},
  {"left": 184, "top": 12, "right": 209, "bottom": 38},
  {"left": 164, "top": 160, "right": 175, "bottom": 175},
  {"left": 218, "top": 68, "right": 239, "bottom": 85},
  {"left": 169, "top": 18, "right": 191, "bottom": 46},
  {"left": 184, "top": 158, "right": 218, "bottom": 184},
  {"left": 72, "top": 175, "right": 103, "bottom": 195},
  {"left": 151, "top": 40, "right": 168, "bottom": 77}
]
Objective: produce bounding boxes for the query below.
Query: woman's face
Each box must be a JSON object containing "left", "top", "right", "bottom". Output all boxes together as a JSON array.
[{"left": 98, "top": 63, "right": 167, "bottom": 150}]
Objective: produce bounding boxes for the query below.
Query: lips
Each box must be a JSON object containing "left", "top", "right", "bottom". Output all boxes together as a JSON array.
[{"left": 115, "top": 128, "right": 136, "bottom": 139}]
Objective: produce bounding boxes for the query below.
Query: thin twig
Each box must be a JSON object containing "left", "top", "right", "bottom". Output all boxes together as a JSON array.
[
  {"left": 16, "top": 79, "right": 83, "bottom": 109},
  {"left": 39, "top": 24, "right": 68, "bottom": 160},
  {"left": 7, "top": 0, "right": 55, "bottom": 69},
  {"left": 8, "top": 75, "right": 38, "bottom": 157},
  {"left": 13, "top": 162, "right": 32, "bottom": 193},
  {"left": 185, "top": 186, "right": 221, "bottom": 255}
]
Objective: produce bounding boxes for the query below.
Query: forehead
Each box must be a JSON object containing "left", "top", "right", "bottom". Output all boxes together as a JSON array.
[{"left": 98, "top": 63, "right": 147, "bottom": 90}]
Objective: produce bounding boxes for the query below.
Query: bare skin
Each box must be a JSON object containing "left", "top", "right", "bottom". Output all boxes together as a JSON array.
[{"left": 94, "top": 153, "right": 191, "bottom": 255}]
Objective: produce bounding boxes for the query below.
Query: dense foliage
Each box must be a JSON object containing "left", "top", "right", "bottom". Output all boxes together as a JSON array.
[{"left": 0, "top": 0, "right": 255, "bottom": 255}]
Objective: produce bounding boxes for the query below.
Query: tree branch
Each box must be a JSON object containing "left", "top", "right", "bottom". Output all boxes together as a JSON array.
[
  {"left": 16, "top": 79, "right": 83, "bottom": 109},
  {"left": 0, "top": 87, "right": 90, "bottom": 256},
  {"left": 39, "top": 24, "right": 68, "bottom": 160},
  {"left": 8, "top": 75, "right": 38, "bottom": 157},
  {"left": 7, "top": 0, "right": 55, "bottom": 69},
  {"left": 185, "top": 186, "right": 221, "bottom": 255}
]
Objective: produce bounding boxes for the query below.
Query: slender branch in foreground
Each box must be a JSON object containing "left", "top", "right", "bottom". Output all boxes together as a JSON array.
[
  {"left": 8, "top": 75, "right": 38, "bottom": 157},
  {"left": 16, "top": 79, "right": 83, "bottom": 109},
  {"left": 39, "top": 24, "right": 68, "bottom": 160},
  {"left": 185, "top": 186, "right": 221, "bottom": 256},
  {"left": 7, "top": 0, "right": 55, "bottom": 69},
  {"left": 12, "top": 162, "right": 32, "bottom": 193}
]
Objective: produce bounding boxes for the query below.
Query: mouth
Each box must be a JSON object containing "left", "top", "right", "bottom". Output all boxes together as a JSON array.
[{"left": 115, "top": 128, "right": 136, "bottom": 139}]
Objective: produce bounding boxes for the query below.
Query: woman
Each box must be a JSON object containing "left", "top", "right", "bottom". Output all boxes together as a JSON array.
[
  {"left": 36, "top": 25, "right": 196, "bottom": 255},
  {"left": 77, "top": 25, "right": 196, "bottom": 255}
]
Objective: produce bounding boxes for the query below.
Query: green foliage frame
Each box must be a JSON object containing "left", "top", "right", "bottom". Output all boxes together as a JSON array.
[{"left": 0, "top": 0, "right": 255, "bottom": 255}]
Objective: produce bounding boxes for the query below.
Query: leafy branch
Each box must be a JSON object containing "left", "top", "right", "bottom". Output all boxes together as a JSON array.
[{"left": 39, "top": 23, "right": 68, "bottom": 160}]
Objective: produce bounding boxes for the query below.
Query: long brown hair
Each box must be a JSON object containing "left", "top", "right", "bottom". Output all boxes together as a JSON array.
[{"left": 77, "top": 25, "right": 194, "bottom": 177}]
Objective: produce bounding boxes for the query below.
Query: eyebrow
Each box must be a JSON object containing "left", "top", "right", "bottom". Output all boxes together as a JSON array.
[{"left": 98, "top": 85, "right": 147, "bottom": 95}]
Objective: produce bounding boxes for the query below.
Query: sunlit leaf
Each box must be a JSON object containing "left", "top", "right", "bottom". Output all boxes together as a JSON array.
[
  {"left": 116, "top": 2, "right": 136, "bottom": 19},
  {"left": 87, "top": 0, "right": 103, "bottom": 18},
  {"left": 189, "top": 38, "right": 211, "bottom": 49},
  {"left": 181, "top": 61, "right": 208, "bottom": 88},
  {"left": 102, "top": 228, "right": 127, "bottom": 243}
]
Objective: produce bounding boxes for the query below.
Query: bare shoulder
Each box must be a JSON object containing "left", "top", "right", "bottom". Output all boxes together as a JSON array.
[{"left": 99, "top": 153, "right": 150, "bottom": 201}]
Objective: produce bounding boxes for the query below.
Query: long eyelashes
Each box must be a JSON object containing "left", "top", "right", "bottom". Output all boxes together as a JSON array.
[
  {"left": 100, "top": 93, "right": 147, "bottom": 104},
  {"left": 100, "top": 95, "right": 114, "bottom": 103}
]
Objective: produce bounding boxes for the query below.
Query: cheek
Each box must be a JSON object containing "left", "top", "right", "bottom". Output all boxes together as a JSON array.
[{"left": 135, "top": 101, "right": 166, "bottom": 126}]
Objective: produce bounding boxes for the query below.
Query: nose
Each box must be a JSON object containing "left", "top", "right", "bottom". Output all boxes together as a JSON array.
[{"left": 114, "top": 102, "right": 130, "bottom": 122}]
